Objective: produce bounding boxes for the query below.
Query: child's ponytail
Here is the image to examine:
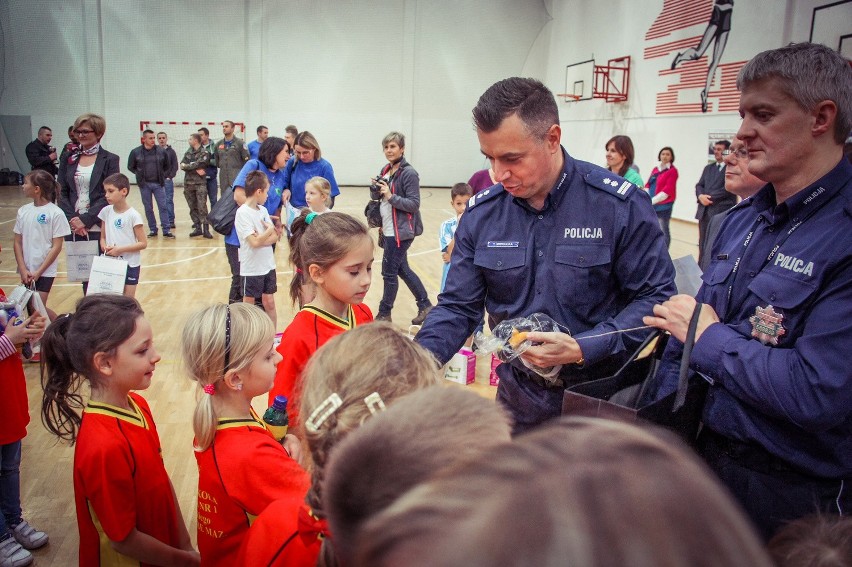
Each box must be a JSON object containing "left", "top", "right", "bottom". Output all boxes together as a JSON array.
[
  {"left": 40, "top": 314, "right": 84, "bottom": 443},
  {"left": 288, "top": 209, "right": 311, "bottom": 307}
]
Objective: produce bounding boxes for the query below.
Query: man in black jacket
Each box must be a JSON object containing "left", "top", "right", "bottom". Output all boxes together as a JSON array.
[
  {"left": 157, "top": 131, "right": 179, "bottom": 230},
  {"left": 128, "top": 129, "right": 174, "bottom": 238},
  {"left": 25, "top": 126, "right": 58, "bottom": 176},
  {"left": 695, "top": 139, "right": 736, "bottom": 263}
]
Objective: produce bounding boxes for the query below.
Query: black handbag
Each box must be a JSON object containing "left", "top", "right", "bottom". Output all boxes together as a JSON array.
[
  {"left": 207, "top": 186, "right": 238, "bottom": 235},
  {"left": 562, "top": 303, "right": 708, "bottom": 444},
  {"left": 365, "top": 199, "right": 382, "bottom": 228}
]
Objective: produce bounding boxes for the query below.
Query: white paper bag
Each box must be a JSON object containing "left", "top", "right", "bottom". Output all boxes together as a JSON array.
[
  {"left": 65, "top": 238, "right": 99, "bottom": 282},
  {"left": 86, "top": 255, "right": 128, "bottom": 296},
  {"left": 5, "top": 285, "right": 33, "bottom": 314}
]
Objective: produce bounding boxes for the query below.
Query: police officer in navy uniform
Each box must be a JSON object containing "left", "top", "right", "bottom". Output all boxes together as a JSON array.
[
  {"left": 415, "top": 77, "right": 676, "bottom": 433},
  {"left": 645, "top": 43, "right": 852, "bottom": 540}
]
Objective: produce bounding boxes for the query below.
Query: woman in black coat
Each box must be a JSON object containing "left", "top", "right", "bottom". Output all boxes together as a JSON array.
[{"left": 58, "top": 113, "right": 120, "bottom": 292}]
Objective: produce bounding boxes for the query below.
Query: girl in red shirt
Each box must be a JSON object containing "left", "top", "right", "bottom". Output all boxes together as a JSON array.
[
  {"left": 41, "top": 294, "right": 198, "bottom": 567},
  {"left": 272, "top": 211, "right": 375, "bottom": 426},
  {"left": 183, "top": 303, "right": 309, "bottom": 567},
  {"left": 0, "top": 287, "right": 48, "bottom": 567},
  {"left": 240, "top": 322, "right": 442, "bottom": 567}
]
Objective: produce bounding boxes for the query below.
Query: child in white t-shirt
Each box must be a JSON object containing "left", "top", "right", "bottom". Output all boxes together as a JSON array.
[
  {"left": 98, "top": 173, "right": 147, "bottom": 297},
  {"left": 235, "top": 170, "right": 279, "bottom": 328},
  {"left": 13, "top": 170, "right": 71, "bottom": 321}
]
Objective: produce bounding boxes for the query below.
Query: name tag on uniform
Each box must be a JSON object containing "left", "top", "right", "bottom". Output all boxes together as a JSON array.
[{"left": 487, "top": 241, "right": 519, "bottom": 248}]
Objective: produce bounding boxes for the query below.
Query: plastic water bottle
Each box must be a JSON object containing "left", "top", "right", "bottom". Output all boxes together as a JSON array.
[
  {"left": 1, "top": 305, "right": 32, "bottom": 359},
  {"left": 263, "top": 396, "right": 290, "bottom": 441}
]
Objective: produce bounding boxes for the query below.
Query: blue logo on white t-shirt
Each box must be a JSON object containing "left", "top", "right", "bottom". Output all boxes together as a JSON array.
[
  {"left": 36, "top": 213, "right": 48, "bottom": 224},
  {"left": 114, "top": 218, "right": 124, "bottom": 229}
]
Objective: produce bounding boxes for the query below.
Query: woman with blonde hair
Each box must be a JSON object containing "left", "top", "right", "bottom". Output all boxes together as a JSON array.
[{"left": 58, "top": 113, "right": 120, "bottom": 293}]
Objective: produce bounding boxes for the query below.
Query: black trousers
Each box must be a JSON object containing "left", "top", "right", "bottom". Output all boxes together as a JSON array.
[{"left": 698, "top": 429, "right": 850, "bottom": 540}]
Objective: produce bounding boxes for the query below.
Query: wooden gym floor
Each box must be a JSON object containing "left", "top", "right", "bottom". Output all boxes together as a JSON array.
[{"left": 0, "top": 183, "right": 698, "bottom": 565}]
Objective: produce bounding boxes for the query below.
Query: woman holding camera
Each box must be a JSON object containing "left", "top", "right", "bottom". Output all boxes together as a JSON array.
[
  {"left": 281, "top": 131, "right": 340, "bottom": 209},
  {"left": 373, "top": 132, "right": 432, "bottom": 325}
]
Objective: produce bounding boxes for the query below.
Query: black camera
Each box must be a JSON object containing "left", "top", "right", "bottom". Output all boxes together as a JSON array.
[{"left": 369, "top": 176, "right": 387, "bottom": 200}]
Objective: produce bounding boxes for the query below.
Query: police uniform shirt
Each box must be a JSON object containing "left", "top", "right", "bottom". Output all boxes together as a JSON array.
[
  {"left": 417, "top": 149, "right": 676, "bottom": 372},
  {"left": 657, "top": 157, "right": 852, "bottom": 478}
]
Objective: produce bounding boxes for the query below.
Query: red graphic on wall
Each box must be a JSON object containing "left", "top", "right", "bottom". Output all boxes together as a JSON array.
[{"left": 645, "top": 0, "right": 746, "bottom": 114}]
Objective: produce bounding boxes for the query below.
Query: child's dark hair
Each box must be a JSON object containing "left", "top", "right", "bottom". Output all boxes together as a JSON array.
[
  {"left": 103, "top": 172, "right": 130, "bottom": 193},
  {"left": 40, "top": 295, "right": 144, "bottom": 444},
  {"left": 288, "top": 210, "right": 371, "bottom": 307},
  {"left": 24, "top": 170, "right": 59, "bottom": 203},
  {"left": 244, "top": 170, "right": 269, "bottom": 197},
  {"left": 451, "top": 182, "right": 473, "bottom": 200}
]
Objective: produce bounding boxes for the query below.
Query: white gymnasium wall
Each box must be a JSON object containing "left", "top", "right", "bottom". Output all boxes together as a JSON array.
[
  {"left": 0, "top": 0, "right": 550, "bottom": 187},
  {"left": 1, "top": 0, "right": 846, "bottom": 220}
]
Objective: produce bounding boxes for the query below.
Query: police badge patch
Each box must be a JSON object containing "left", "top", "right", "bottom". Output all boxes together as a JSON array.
[{"left": 749, "top": 305, "right": 786, "bottom": 346}]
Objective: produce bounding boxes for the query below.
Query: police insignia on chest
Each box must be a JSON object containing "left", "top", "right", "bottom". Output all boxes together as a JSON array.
[{"left": 749, "top": 305, "right": 786, "bottom": 346}]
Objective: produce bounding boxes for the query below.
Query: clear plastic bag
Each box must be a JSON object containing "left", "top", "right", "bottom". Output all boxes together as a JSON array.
[{"left": 473, "top": 312, "right": 564, "bottom": 380}]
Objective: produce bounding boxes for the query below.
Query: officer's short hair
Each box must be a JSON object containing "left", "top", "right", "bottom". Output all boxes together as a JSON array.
[
  {"left": 157, "top": 131, "right": 167, "bottom": 138},
  {"left": 714, "top": 140, "right": 731, "bottom": 150},
  {"left": 473, "top": 77, "right": 559, "bottom": 139},
  {"left": 737, "top": 42, "right": 852, "bottom": 144},
  {"left": 257, "top": 125, "right": 268, "bottom": 134},
  {"left": 285, "top": 124, "right": 298, "bottom": 137},
  {"left": 198, "top": 127, "right": 210, "bottom": 136},
  {"left": 38, "top": 126, "right": 52, "bottom": 136},
  {"left": 223, "top": 120, "right": 235, "bottom": 128},
  {"left": 141, "top": 129, "right": 155, "bottom": 137},
  {"left": 189, "top": 133, "right": 201, "bottom": 144}
]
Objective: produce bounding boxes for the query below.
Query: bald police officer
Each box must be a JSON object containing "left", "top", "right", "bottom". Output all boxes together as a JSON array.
[{"left": 416, "top": 77, "right": 676, "bottom": 433}]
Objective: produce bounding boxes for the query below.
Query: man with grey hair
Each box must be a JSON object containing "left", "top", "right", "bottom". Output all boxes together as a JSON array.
[{"left": 645, "top": 42, "right": 852, "bottom": 539}]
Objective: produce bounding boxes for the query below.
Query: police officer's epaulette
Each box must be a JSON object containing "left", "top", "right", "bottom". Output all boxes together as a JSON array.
[
  {"left": 466, "top": 184, "right": 504, "bottom": 210},
  {"left": 583, "top": 170, "right": 636, "bottom": 201}
]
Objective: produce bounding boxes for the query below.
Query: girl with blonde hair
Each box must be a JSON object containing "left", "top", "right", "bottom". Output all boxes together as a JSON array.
[{"left": 182, "top": 303, "right": 308, "bottom": 567}]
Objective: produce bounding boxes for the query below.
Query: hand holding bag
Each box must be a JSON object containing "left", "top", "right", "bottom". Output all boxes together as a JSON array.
[
  {"left": 562, "top": 303, "right": 709, "bottom": 444},
  {"left": 86, "top": 255, "right": 128, "bottom": 296},
  {"left": 65, "top": 234, "right": 100, "bottom": 282}
]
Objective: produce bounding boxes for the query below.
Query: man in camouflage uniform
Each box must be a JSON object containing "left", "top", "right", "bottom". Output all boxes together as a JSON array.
[
  {"left": 214, "top": 120, "right": 249, "bottom": 196},
  {"left": 181, "top": 133, "right": 213, "bottom": 238}
]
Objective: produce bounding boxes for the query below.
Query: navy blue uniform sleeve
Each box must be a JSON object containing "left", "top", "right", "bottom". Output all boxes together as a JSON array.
[
  {"left": 415, "top": 213, "right": 484, "bottom": 365},
  {"left": 572, "top": 194, "right": 677, "bottom": 365},
  {"left": 691, "top": 261, "right": 852, "bottom": 431}
]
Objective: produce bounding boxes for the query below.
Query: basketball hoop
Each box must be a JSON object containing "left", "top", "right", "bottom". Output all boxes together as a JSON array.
[{"left": 557, "top": 93, "right": 583, "bottom": 103}]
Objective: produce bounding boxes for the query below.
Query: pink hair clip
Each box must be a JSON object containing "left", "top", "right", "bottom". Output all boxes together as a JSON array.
[{"left": 203, "top": 383, "right": 215, "bottom": 395}]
